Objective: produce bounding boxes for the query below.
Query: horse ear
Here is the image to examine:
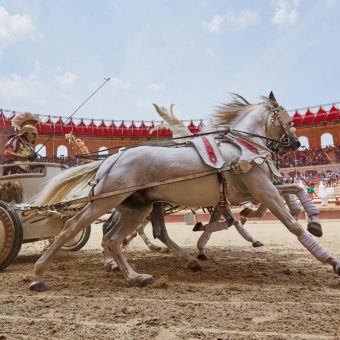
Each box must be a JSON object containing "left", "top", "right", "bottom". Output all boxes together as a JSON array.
[{"left": 269, "top": 91, "right": 279, "bottom": 107}]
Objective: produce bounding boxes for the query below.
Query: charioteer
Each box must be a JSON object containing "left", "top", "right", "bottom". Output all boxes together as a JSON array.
[{"left": 3, "top": 112, "right": 40, "bottom": 175}]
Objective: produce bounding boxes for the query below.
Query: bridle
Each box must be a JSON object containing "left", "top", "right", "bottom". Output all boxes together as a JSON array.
[{"left": 265, "top": 105, "right": 300, "bottom": 151}]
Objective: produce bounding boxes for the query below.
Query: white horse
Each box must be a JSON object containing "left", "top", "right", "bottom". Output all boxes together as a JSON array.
[{"left": 29, "top": 92, "right": 340, "bottom": 291}]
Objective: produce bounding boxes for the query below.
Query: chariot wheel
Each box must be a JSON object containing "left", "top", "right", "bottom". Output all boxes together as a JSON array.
[
  {"left": 61, "top": 225, "right": 91, "bottom": 251},
  {"left": 0, "top": 200, "right": 23, "bottom": 271}
]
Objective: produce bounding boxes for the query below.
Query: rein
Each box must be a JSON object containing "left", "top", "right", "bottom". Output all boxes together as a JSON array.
[
  {"left": 22, "top": 166, "right": 232, "bottom": 213},
  {"left": 230, "top": 129, "right": 280, "bottom": 144},
  {"left": 76, "top": 127, "right": 280, "bottom": 160}
]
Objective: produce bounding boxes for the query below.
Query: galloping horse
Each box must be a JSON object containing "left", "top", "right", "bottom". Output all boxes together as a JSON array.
[{"left": 30, "top": 92, "right": 340, "bottom": 291}]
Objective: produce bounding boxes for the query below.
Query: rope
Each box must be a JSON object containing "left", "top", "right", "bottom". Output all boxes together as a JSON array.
[
  {"left": 74, "top": 127, "right": 277, "bottom": 160},
  {"left": 20, "top": 165, "right": 232, "bottom": 213},
  {"left": 2, "top": 99, "right": 340, "bottom": 122}
]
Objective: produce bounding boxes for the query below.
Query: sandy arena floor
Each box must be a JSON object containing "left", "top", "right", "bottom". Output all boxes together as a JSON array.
[{"left": 1, "top": 220, "right": 340, "bottom": 339}]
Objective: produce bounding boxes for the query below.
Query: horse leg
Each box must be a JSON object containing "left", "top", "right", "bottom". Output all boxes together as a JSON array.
[
  {"left": 277, "top": 184, "right": 322, "bottom": 237},
  {"left": 150, "top": 202, "right": 201, "bottom": 270},
  {"left": 238, "top": 203, "right": 266, "bottom": 247},
  {"left": 197, "top": 231, "right": 213, "bottom": 260},
  {"left": 104, "top": 203, "right": 155, "bottom": 287},
  {"left": 282, "top": 193, "right": 301, "bottom": 220},
  {"left": 240, "top": 202, "right": 268, "bottom": 218},
  {"left": 30, "top": 198, "right": 118, "bottom": 292},
  {"left": 295, "top": 188, "right": 322, "bottom": 237},
  {"left": 122, "top": 230, "right": 138, "bottom": 247},
  {"left": 102, "top": 210, "right": 120, "bottom": 271},
  {"left": 137, "top": 219, "right": 164, "bottom": 252},
  {"left": 244, "top": 170, "right": 340, "bottom": 274},
  {"left": 103, "top": 245, "right": 119, "bottom": 271},
  {"left": 196, "top": 206, "right": 221, "bottom": 260},
  {"left": 234, "top": 219, "right": 264, "bottom": 247}
]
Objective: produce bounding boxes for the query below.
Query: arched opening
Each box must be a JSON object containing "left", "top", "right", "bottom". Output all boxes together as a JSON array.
[
  {"left": 298, "top": 136, "right": 309, "bottom": 150},
  {"left": 98, "top": 146, "right": 109, "bottom": 156},
  {"left": 321, "top": 133, "right": 334, "bottom": 148},
  {"left": 57, "top": 145, "right": 68, "bottom": 158},
  {"left": 35, "top": 144, "right": 46, "bottom": 157}
]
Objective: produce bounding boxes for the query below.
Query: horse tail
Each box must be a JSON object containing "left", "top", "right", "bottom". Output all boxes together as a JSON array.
[
  {"left": 31, "top": 161, "right": 102, "bottom": 206},
  {"left": 152, "top": 103, "right": 192, "bottom": 139}
]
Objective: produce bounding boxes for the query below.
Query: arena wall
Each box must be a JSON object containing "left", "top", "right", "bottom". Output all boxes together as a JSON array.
[{"left": 0, "top": 109, "right": 339, "bottom": 159}]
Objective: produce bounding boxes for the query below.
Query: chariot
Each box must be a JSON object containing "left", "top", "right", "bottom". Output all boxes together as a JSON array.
[{"left": 0, "top": 162, "right": 91, "bottom": 270}]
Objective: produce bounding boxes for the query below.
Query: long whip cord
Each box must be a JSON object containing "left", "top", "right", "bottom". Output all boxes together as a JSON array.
[{"left": 36, "top": 77, "right": 111, "bottom": 155}]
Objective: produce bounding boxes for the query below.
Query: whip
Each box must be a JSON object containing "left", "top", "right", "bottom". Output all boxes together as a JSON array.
[{"left": 36, "top": 77, "right": 111, "bottom": 155}]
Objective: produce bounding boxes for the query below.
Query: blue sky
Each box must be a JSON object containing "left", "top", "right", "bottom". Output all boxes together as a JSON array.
[{"left": 1, "top": 0, "right": 340, "bottom": 123}]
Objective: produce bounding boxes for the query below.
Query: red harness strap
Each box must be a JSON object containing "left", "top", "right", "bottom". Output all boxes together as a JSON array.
[
  {"left": 201, "top": 136, "right": 217, "bottom": 164},
  {"left": 235, "top": 137, "right": 259, "bottom": 154}
]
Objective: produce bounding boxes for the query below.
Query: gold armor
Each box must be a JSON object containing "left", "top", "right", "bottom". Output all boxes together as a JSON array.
[
  {"left": 4, "top": 112, "right": 40, "bottom": 174},
  {"left": 12, "top": 136, "right": 36, "bottom": 172}
]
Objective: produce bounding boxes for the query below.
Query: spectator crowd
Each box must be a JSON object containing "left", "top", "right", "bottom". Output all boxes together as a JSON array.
[{"left": 278, "top": 144, "right": 340, "bottom": 168}]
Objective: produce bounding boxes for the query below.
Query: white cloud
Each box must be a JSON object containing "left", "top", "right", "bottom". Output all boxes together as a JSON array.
[
  {"left": 203, "top": 15, "right": 225, "bottom": 33},
  {"left": 110, "top": 77, "right": 130, "bottom": 90},
  {"left": 272, "top": 0, "right": 300, "bottom": 26},
  {"left": 0, "top": 72, "right": 45, "bottom": 103},
  {"left": 146, "top": 83, "right": 163, "bottom": 92},
  {"left": 203, "top": 11, "right": 260, "bottom": 33},
  {"left": 225, "top": 10, "right": 261, "bottom": 30},
  {"left": 0, "top": 6, "right": 39, "bottom": 54},
  {"left": 322, "top": 0, "right": 335, "bottom": 5},
  {"left": 55, "top": 70, "right": 78, "bottom": 89}
]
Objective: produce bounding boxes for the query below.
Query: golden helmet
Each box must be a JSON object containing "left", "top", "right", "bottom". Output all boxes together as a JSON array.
[{"left": 19, "top": 124, "right": 38, "bottom": 137}]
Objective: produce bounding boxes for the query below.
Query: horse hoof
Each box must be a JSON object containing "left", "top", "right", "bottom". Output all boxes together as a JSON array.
[
  {"left": 29, "top": 281, "right": 48, "bottom": 292},
  {"left": 240, "top": 207, "right": 251, "bottom": 217},
  {"left": 192, "top": 222, "right": 204, "bottom": 232},
  {"left": 110, "top": 265, "right": 119, "bottom": 272},
  {"left": 240, "top": 216, "right": 247, "bottom": 225},
  {"left": 104, "top": 260, "right": 119, "bottom": 272},
  {"left": 149, "top": 245, "right": 163, "bottom": 252},
  {"left": 307, "top": 222, "right": 323, "bottom": 237},
  {"left": 197, "top": 253, "right": 209, "bottom": 261},
  {"left": 187, "top": 259, "right": 202, "bottom": 272},
  {"left": 333, "top": 263, "right": 340, "bottom": 275},
  {"left": 139, "top": 275, "right": 154, "bottom": 287},
  {"left": 252, "top": 241, "right": 264, "bottom": 248}
]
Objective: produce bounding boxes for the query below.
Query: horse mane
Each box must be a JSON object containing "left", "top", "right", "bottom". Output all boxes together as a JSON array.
[{"left": 212, "top": 93, "right": 264, "bottom": 126}]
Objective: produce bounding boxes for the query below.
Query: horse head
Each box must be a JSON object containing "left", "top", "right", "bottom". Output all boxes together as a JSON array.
[
  {"left": 212, "top": 92, "right": 300, "bottom": 152},
  {"left": 266, "top": 91, "right": 300, "bottom": 152}
]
